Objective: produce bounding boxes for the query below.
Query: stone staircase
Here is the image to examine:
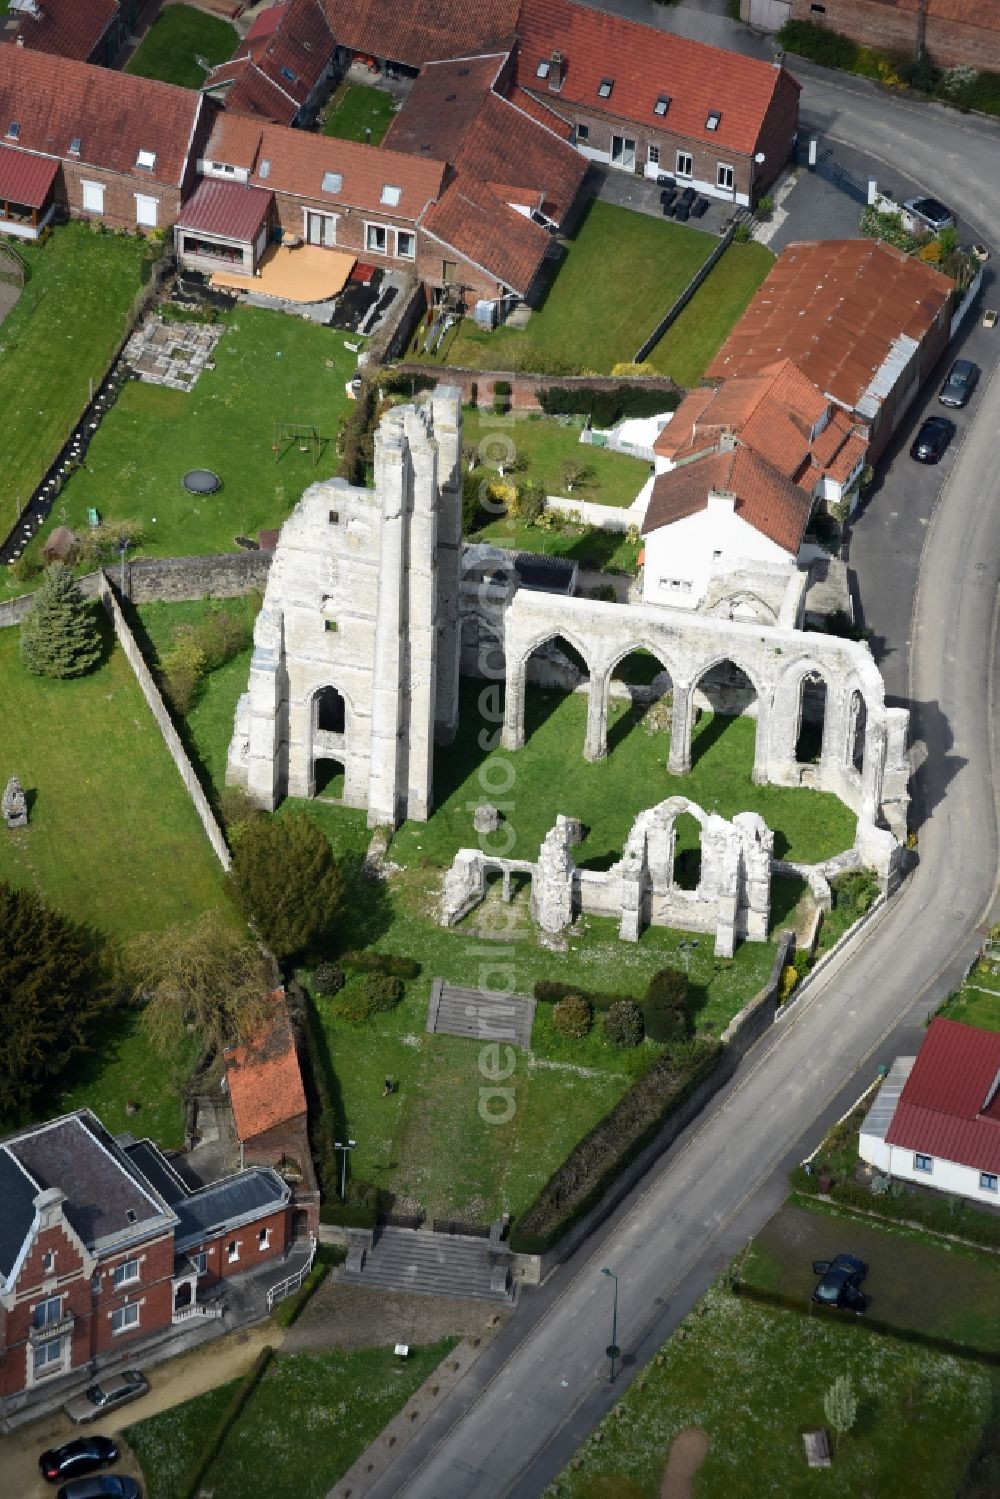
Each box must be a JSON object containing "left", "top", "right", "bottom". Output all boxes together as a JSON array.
[
  {"left": 427, "top": 980, "right": 536, "bottom": 1049},
  {"left": 339, "top": 1226, "right": 516, "bottom": 1304}
]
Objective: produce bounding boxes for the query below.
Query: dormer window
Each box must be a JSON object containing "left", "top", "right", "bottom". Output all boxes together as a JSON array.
[
  {"left": 135, "top": 148, "right": 156, "bottom": 171},
  {"left": 536, "top": 59, "right": 550, "bottom": 79},
  {"left": 706, "top": 111, "right": 721, "bottom": 131},
  {"left": 654, "top": 94, "right": 670, "bottom": 117},
  {"left": 321, "top": 170, "right": 342, "bottom": 194},
  {"left": 597, "top": 78, "right": 613, "bottom": 99},
  {"left": 259, "top": 159, "right": 271, "bottom": 179},
  {"left": 6, "top": 121, "right": 19, "bottom": 139},
  {"left": 380, "top": 184, "right": 401, "bottom": 207},
  {"left": 69, "top": 136, "right": 81, "bottom": 155}
]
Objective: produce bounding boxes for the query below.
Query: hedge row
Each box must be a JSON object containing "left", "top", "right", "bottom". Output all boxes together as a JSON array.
[
  {"left": 510, "top": 1040, "right": 722, "bottom": 1253},
  {"left": 177, "top": 1345, "right": 274, "bottom": 1499},
  {"left": 341, "top": 949, "right": 420, "bottom": 979},
  {"left": 320, "top": 1178, "right": 383, "bottom": 1229},
  {"left": 534, "top": 978, "right": 636, "bottom": 1013},
  {"left": 791, "top": 1175, "right": 1000, "bottom": 1251},
  {"left": 536, "top": 384, "right": 679, "bottom": 428}
]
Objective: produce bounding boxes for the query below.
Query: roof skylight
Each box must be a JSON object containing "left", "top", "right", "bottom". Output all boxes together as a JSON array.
[
  {"left": 654, "top": 94, "right": 670, "bottom": 116},
  {"left": 597, "top": 78, "right": 613, "bottom": 99},
  {"left": 380, "top": 184, "right": 402, "bottom": 206},
  {"left": 135, "top": 148, "right": 156, "bottom": 170},
  {"left": 706, "top": 110, "right": 721, "bottom": 130},
  {"left": 322, "top": 170, "right": 342, "bottom": 194},
  {"left": 536, "top": 59, "right": 550, "bottom": 79}
]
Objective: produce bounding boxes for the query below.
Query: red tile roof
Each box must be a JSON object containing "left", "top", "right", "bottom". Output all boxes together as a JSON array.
[
  {"left": 318, "top": 0, "right": 520, "bottom": 67},
  {"left": 382, "top": 54, "right": 507, "bottom": 160},
  {"left": 0, "top": 142, "right": 57, "bottom": 208},
  {"left": 205, "top": 0, "right": 334, "bottom": 124},
  {"left": 177, "top": 177, "right": 273, "bottom": 241},
  {"left": 514, "top": 0, "right": 798, "bottom": 155},
  {"left": 422, "top": 169, "right": 552, "bottom": 294},
  {"left": 245, "top": 1, "right": 292, "bottom": 43},
  {"left": 0, "top": 0, "right": 119, "bottom": 64},
  {"left": 225, "top": 992, "right": 308, "bottom": 1143},
  {"left": 706, "top": 240, "right": 954, "bottom": 412},
  {"left": 642, "top": 442, "right": 813, "bottom": 554},
  {"left": 884, "top": 1018, "right": 1000, "bottom": 1176},
  {"left": 507, "top": 84, "right": 572, "bottom": 138},
  {"left": 207, "top": 113, "right": 448, "bottom": 218},
  {"left": 0, "top": 46, "right": 204, "bottom": 187}
]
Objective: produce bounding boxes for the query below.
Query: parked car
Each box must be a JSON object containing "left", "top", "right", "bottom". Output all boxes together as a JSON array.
[
  {"left": 904, "top": 196, "right": 955, "bottom": 233},
  {"left": 64, "top": 1371, "right": 150, "bottom": 1425},
  {"left": 40, "top": 1437, "right": 119, "bottom": 1484},
  {"left": 910, "top": 415, "right": 956, "bottom": 463},
  {"left": 56, "top": 1478, "right": 140, "bottom": 1499},
  {"left": 813, "top": 1253, "right": 868, "bottom": 1312},
  {"left": 939, "top": 358, "right": 980, "bottom": 408}
]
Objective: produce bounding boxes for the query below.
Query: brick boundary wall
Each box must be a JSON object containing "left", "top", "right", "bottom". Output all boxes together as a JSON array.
[{"left": 390, "top": 365, "right": 680, "bottom": 411}]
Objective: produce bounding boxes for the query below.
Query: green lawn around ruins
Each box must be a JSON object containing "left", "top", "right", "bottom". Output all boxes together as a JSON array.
[
  {"left": 0, "top": 225, "right": 150, "bottom": 596},
  {"left": 124, "top": 4, "right": 237, "bottom": 90},
  {"left": 321, "top": 83, "right": 398, "bottom": 144},
  {"left": 123, "top": 1342, "right": 454, "bottom": 1499},
  {"left": 554, "top": 1280, "right": 994, "bottom": 1498},
  {"left": 463, "top": 408, "right": 650, "bottom": 509}
]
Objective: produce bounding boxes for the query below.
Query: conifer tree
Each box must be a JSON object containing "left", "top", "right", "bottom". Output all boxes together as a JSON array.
[{"left": 20, "top": 562, "right": 102, "bottom": 678}]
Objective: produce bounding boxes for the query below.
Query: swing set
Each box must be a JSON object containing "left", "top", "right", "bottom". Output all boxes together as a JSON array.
[{"left": 272, "top": 421, "right": 324, "bottom": 466}]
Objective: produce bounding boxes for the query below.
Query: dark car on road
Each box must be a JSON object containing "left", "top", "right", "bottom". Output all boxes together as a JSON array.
[
  {"left": 40, "top": 1437, "right": 120, "bottom": 1484},
  {"left": 56, "top": 1479, "right": 140, "bottom": 1499},
  {"left": 939, "top": 358, "right": 980, "bottom": 409},
  {"left": 910, "top": 415, "right": 956, "bottom": 463},
  {"left": 64, "top": 1370, "right": 149, "bottom": 1424},
  {"left": 813, "top": 1253, "right": 868, "bottom": 1312}
]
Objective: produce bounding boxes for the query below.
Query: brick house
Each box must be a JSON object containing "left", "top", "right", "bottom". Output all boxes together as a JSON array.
[
  {"left": 317, "top": 0, "right": 520, "bottom": 73},
  {"left": 0, "top": 1110, "right": 295, "bottom": 1414},
  {"left": 513, "top": 0, "right": 801, "bottom": 205},
  {"left": 755, "top": 0, "right": 1000, "bottom": 75},
  {"left": 0, "top": 46, "right": 212, "bottom": 236},
  {"left": 203, "top": 0, "right": 337, "bottom": 127},
  {"left": 0, "top": 0, "right": 126, "bottom": 68},
  {"left": 705, "top": 239, "right": 955, "bottom": 465}
]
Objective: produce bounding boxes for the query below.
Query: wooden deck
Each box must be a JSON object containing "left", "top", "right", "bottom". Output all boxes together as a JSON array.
[{"left": 210, "top": 244, "right": 356, "bottom": 303}]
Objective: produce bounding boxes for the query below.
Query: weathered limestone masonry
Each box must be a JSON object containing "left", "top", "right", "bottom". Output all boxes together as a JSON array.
[{"left": 227, "top": 389, "right": 463, "bottom": 825}]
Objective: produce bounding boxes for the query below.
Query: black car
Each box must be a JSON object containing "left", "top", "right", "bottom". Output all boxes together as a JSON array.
[
  {"left": 813, "top": 1253, "right": 868, "bottom": 1312},
  {"left": 910, "top": 415, "right": 955, "bottom": 463},
  {"left": 40, "top": 1437, "right": 120, "bottom": 1484},
  {"left": 939, "top": 358, "right": 980, "bottom": 409},
  {"left": 56, "top": 1477, "right": 140, "bottom": 1499}
]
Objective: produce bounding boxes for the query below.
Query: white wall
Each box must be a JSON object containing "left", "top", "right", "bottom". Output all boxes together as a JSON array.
[
  {"left": 642, "top": 493, "right": 793, "bottom": 610},
  {"left": 859, "top": 1134, "right": 1000, "bottom": 1205}
]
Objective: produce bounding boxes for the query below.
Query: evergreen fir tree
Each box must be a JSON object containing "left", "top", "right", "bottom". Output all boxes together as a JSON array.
[{"left": 20, "top": 562, "right": 102, "bottom": 678}]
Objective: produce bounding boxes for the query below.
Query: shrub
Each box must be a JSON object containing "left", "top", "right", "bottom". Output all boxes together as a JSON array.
[
  {"left": 534, "top": 978, "right": 628, "bottom": 1013},
  {"left": 341, "top": 950, "right": 420, "bottom": 979},
  {"left": 732, "top": 222, "right": 752, "bottom": 244},
  {"left": 644, "top": 967, "right": 689, "bottom": 1042},
  {"left": 338, "top": 379, "right": 375, "bottom": 484},
  {"left": 536, "top": 385, "right": 678, "bottom": 427},
  {"left": 12, "top": 554, "right": 41, "bottom": 584},
  {"left": 218, "top": 785, "right": 264, "bottom": 833},
  {"left": 516, "top": 480, "right": 545, "bottom": 524},
  {"left": 313, "top": 962, "right": 345, "bottom": 997},
  {"left": 462, "top": 471, "right": 486, "bottom": 533},
  {"left": 76, "top": 517, "right": 145, "bottom": 565},
  {"left": 493, "top": 379, "right": 512, "bottom": 415},
  {"left": 777, "top": 19, "right": 859, "bottom": 71},
  {"left": 778, "top": 964, "right": 799, "bottom": 1003},
  {"left": 603, "top": 1000, "right": 645, "bottom": 1048},
  {"left": 552, "top": 994, "right": 593, "bottom": 1039},
  {"left": 830, "top": 868, "right": 880, "bottom": 920},
  {"left": 334, "top": 971, "right": 403, "bottom": 1021},
  {"left": 320, "top": 1178, "right": 381, "bottom": 1228},
  {"left": 756, "top": 194, "right": 774, "bottom": 221}
]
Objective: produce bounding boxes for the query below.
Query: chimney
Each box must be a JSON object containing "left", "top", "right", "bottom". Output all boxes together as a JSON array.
[{"left": 549, "top": 49, "right": 563, "bottom": 93}]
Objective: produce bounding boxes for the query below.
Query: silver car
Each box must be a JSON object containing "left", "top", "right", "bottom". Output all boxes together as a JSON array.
[
  {"left": 939, "top": 358, "right": 979, "bottom": 409},
  {"left": 904, "top": 196, "right": 955, "bottom": 234},
  {"left": 64, "top": 1370, "right": 149, "bottom": 1425}
]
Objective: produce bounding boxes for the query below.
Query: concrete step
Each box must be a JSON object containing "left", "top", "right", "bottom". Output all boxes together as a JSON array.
[{"left": 338, "top": 1226, "right": 515, "bottom": 1303}]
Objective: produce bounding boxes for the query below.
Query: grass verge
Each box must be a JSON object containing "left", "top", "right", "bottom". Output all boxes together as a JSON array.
[{"left": 646, "top": 242, "right": 775, "bottom": 385}]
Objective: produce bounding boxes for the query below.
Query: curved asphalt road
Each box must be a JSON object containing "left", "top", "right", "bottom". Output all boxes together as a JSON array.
[{"left": 363, "top": 60, "right": 1000, "bottom": 1499}]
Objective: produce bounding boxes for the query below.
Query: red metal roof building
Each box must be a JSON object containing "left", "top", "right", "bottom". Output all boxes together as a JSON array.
[{"left": 884, "top": 1019, "right": 1000, "bottom": 1177}]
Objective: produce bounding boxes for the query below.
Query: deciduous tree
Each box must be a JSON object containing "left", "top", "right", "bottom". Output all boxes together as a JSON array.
[{"left": 823, "top": 1374, "right": 858, "bottom": 1450}]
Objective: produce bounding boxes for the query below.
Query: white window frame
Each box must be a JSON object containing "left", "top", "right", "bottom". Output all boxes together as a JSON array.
[
  {"left": 365, "top": 222, "right": 388, "bottom": 255},
  {"left": 135, "top": 193, "right": 159, "bottom": 229},
  {"left": 33, "top": 1336, "right": 63, "bottom": 1374},
  {"left": 396, "top": 229, "right": 415, "bottom": 261},
  {"left": 111, "top": 1303, "right": 140, "bottom": 1335},
  {"left": 675, "top": 152, "right": 693, "bottom": 179},
  {"left": 227, "top": 1239, "right": 240, "bottom": 1263},
  {"left": 647, "top": 145, "right": 659, "bottom": 165},
  {"left": 258, "top": 1227, "right": 271, "bottom": 1251},
  {"left": 980, "top": 1171, "right": 998, "bottom": 1192},
  {"left": 303, "top": 208, "right": 338, "bottom": 247},
  {"left": 81, "top": 179, "right": 105, "bottom": 214},
  {"left": 113, "top": 1259, "right": 140, "bottom": 1290},
  {"left": 192, "top": 1251, "right": 208, "bottom": 1276},
  {"left": 716, "top": 162, "right": 734, "bottom": 192},
  {"left": 913, "top": 1152, "right": 933, "bottom": 1173},
  {"left": 576, "top": 122, "right": 589, "bottom": 142},
  {"left": 42, "top": 1250, "right": 55, "bottom": 1274},
  {"left": 35, "top": 1295, "right": 62, "bottom": 1328}
]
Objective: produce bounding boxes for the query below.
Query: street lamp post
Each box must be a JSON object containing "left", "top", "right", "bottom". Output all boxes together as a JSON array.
[
  {"left": 334, "top": 1138, "right": 356, "bottom": 1201},
  {"left": 600, "top": 1267, "right": 620, "bottom": 1384}
]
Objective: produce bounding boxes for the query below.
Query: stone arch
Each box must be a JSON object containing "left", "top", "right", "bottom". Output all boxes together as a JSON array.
[
  {"left": 518, "top": 626, "right": 597, "bottom": 682},
  {"left": 313, "top": 685, "right": 345, "bottom": 734},
  {"left": 605, "top": 639, "right": 678, "bottom": 756},
  {"left": 308, "top": 682, "right": 354, "bottom": 800},
  {"left": 704, "top": 589, "right": 779, "bottom": 626},
  {"left": 770, "top": 656, "right": 836, "bottom": 769},
  {"left": 688, "top": 653, "right": 765, "bottom": 776},
  {"left": 606, "top": 638, "right": 680, "bottom": 688}
]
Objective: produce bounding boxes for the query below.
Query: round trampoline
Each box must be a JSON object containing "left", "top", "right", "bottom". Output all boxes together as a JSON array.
[{"left": 183, "top": 469, "right": 222, "bottom": 495}]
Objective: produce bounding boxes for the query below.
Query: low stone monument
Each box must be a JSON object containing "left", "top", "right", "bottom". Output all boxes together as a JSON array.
[
  {"left": 473, "top": 802, "right": 501, "bottom": 834},
  {"left": 2, "top": 775, "right": 27, "bottom": 829}
]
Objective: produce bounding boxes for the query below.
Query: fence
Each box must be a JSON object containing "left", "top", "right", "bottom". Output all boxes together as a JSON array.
[
  {"left": 633, "top": 222, "right": 736, "bottom": 364},
  {"left": 389, "top": 364, "right": 679, "bottom": 413},
  {"left": 265, "top": 1234, "right": 318, "bottom": 1310},
  {"left": 794, "top": 141, "right": 871, "bottom": 205}
]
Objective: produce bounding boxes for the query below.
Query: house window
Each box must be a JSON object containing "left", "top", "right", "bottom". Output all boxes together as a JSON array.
[
  {"left": 6, "top": 121, "right": 19, "bottom": 140},
  {"left": 913, "top": 1153, "right": 933, "bottom": 1173},
  {"left": 33, "top": 1337, "right": 63, "bottom": 1375},
  {"left": 536, "top": 59, "right": 550, "bottom": 79},
  {"left": 68, "top": 137, "right": 81, "bottom": 156},
  {"left": 34, "top": 1296, "right": 62, "bottom": 1329},
  {"left": 227, "top": 1239, "right": 240, "bottom": 1263},
  {"left": 191, "top": 1251, "right": 208, "bottom": 1275},
  {"left": 654, "top": 94, "right": 671, "bottom": 117},
  {"left": 576, "top": 123, "right": 589, "bottom": 143},
  {"left": 712, "top": 549, "right": 722, "bottom": 561},
  {"left": 810, "top": 3, "right": 826, "bottom": 10},
  {"left": 258, "top": 1227, "right": 271, "bottom": 1251},
  {"left": 111, "top": 1303, "right": 140, "bottom": 1335},
  {"left": 135, "top": 194, "right": 158, "bottom": 229},
  {"left": 676, "top": 152, "right": 693, "bottom": 179},
  {"left": 648, "top": 145, "right": 660, "bottom": 165},
  {"left": 716, "top": 163, "right": 734, "bottom": 192},
  {"left": 81, "top": 180, "right": 105, "bottom": 214},
  {"left": 281, "top": 66, "right": 297, "bottom": 83},
  {"left": 442, "top": 259, "right": 457, "bottom": 284},
  {"left": 598, "top": 78, "right": 614, "bottom": 99},
  {"left": 113, "top": 1259, "right": 139, "bottom": 1290},
  {"left": 981, "top": 1172, "right": 999, "bottom": 1192},
  {"left": 366, "top": 223, "right": 388, "bottom": 254},
  {"left": 42, "top": 1250, "right": 55, "bottom": 1274},
  {"left": 706, "top": 111, "right": 721, "bottom": 131},
  {"left": 397, "top": 229, "right": 415, "bottom": 260},
  {"left": 135, "top": 148, "right": 156, "bottom": 171}
]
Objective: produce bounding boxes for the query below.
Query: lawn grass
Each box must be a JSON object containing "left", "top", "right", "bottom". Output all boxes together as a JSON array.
[
  {"left": 470, "top": 512, "right": 642, "bottom": 573},
  {"left": 464, "top": 408, "right": 649, "bottom": 509},
  {"left": 936, "top": 953, "right": 1000, "bottom": 1031},
  {"left": 125, "top": 4, "right": 236, "bottom": 89},
  {"left": 555, "top": 1280, "right": 993, "bottom": 1498},
  {"left": 123, "top": 1376, "right": 241, "bottom": 1499},
  {"left": 32, "top": 308, "right": 357, "bottom": 565},
  {"left": 0, "top": 224, "right": 149, "bottom": 596},
  {"left": 423, "top": 200, "right": 716, "bottom": 375},
  {"left": 646, "top": 241, "right": 775, "bottom": 386},
  {"left": 322, "top": 83, "right": 397, "bottom": 144}
]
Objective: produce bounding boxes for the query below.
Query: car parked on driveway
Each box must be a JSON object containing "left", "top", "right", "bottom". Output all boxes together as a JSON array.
[
  {"left": 40, "top": 1437, "right": 119, "bottom": 1484},
  {"left": 910, "top": 415, "right": 956, "bottom": 463},
  {"left": 939, "top": 358, "right": 980, "bottom": 408},
  {"left": 904, "top": 196, "right": 955, "bottom": 233},
  {"left": 813, "top": 1253, "right": 868, "bottom": 1312},
  {"left": 64, "top": 1370, "right": 149, "bottom": 1425},
  {"left": 56, "top": 1477, "right": 140, "bottom": 1499}
]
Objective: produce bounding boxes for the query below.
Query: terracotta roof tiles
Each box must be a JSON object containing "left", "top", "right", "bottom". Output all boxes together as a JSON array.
[
  {"left": 319, "top": 0, "right": 520, "bottom": 67},
  {"left": 642, "top": 443, "right": 812, "bottom": 553},
  {"left": 422, "top": 170, "right": 552, "bottom": 294},
  {"left": 225, "top": 992, "right": 308, "bottom": 1143},
  {"left": 0, "top": 0, "right": 119, "bottom": 64},
  {"left": 205, "top": 0, "right": 334, "bottom": 124}
]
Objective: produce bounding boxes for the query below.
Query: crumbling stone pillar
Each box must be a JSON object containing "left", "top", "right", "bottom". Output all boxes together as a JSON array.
[
  {"left": 583, "top": 671, "right": 609, "bottom": 762},
  {"left": 431, "top": 387, "right": 463, "bottom": 747},
  {"left": 752, "top": 688, "right": 771, "bottom": 786},
  {"left": 531, "top": 822, "right": 575, "bottom": 934},
  {"left": 668, "top": 682, "right": 694, "bottom": 775},
  {"left": 501, "top": 657, "right": 527, "bottom": 751}
]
